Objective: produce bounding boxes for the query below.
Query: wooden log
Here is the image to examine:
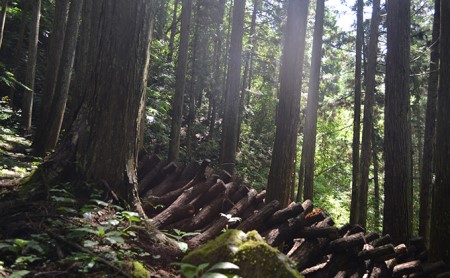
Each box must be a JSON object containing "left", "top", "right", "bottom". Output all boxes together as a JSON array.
[
  {"left": 369, "top": 262, "right": 391, "bottom": 278},
  {"left": 237, "top": 200, "right": 280, "bottom": 232},
  {"left": 190, "top": 180, "right": 226, "bottom": 210},
  {"left": 138, "top": 159, "right": 165, "bottom": 194},
  {"left": 358, "top": 244, "right": 396, "bottom": 262},
  {"left": 139, "top": 161, "right": 178, "bottom": 195},
  {"left": 394, "top": 243, "right": 408, "bottom": 259},
  {"left": 289, "top": 218, "right": 334, "bottom": 271},
  {"left": 409, "top": 237, "right": 426, "bottom": 254},
  {"left": 373, "top": 234, "right": 392, "bottom": 247},
  {"left": 296, "top": 226, "right": 339, "bottom": 239},
  {"left": 224, "top": 182, "right": 238, "bottom": 197},
  {"left": 338, "top": 223, "right": 352, "bottom": 237},
  {"left": 149, "top": 178, "right": 217, "bottom": 223},
  {"left": 138, "top": 154, "right": 161, "bottom": 181},
  {"left": 179, "top": 161, "right": 200, "bottom": 181},
  {"left": 266, "top": 202, "right": 304, "bottom": 227},
  {"left": 219, "top": 170, "right": 232, "bottom": 183},
  {"left": 265, "top": 200, "right": 314, "bottom": 246},
  {"left": 364, "top": 232, "right": 380, "bottom": 243},
  {"left": 230, "top": 186, "right": 249, "bottom": 203},
  {"left": 151, "top": 204, "right": 195, "bottom": 229},
  {"left": 307, "top": 251, "right": 360, "bottom": 278},
  {"left": 410, "top": 260, "right": 446, "bottom": 277},
  {"left": 436, "top": 272, "right": 450, "bottom": 278},
  {"left": 137, "top": 148, "right": 147, "bottom": 162},
  {"left": 304, "top": 210, "right": 327, "bottom": 226},
  {"left": 346, "top": 224, "right": 365, "bottom": 236},
  {"left": 179, "top": 194, "right": 233, "bottom": 232},
  {"left": 326, "top": 232, "right": 365, "bottom": 254},
  {"left": 144, "top": 167, "right": 182, "bottom": 197},
  {"left": 392, "top": 260, "right": 422, "bottom": 277},
  {"left": 188, "top": 189, "right": 258, "bottom": 248}
]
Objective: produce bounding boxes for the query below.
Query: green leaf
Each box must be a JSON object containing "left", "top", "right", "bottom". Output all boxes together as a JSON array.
[
  {"left": 208, "top": 262, "right": 240, "bottom": 271},
  {"left": 9, "top": 270, "right": 30, "bottom": 278},
  {"left": 56, "top": 207, "right": 78, "bottom": 214},
  {"left": 83, "top": 240, "right": 99, "bottom": 248},
  {"left": 14, "top": 239, "right": 29, "bottom": 248},
  {"left": 202, "top": 273, "right": 229, "bottom": 278},
  {"left": 91, "top": 199, "right": 109, "bottom": 207}
]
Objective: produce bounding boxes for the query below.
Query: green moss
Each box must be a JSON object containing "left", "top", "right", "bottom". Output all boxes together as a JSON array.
[
  {"left": 183, "top": 230, "right": 303, "bottom": 278},
  {"left": 130, "top": 261, "right": 150, "bottom": 278}
]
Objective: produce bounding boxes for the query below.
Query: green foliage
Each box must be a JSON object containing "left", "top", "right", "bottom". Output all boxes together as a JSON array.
[{"left": 173, "top": 261, "right": 240, "bottom": 278}]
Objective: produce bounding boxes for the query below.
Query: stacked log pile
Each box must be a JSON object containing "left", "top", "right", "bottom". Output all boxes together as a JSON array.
[{"left": 137, "top": 150, "right": 450, "bottom": 277}]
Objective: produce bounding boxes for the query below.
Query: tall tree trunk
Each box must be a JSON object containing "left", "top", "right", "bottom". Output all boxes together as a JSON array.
[
  {"left": 350, "top": 0, "right": 364, "bottom": 225},
  {"left": 372, "top": 122, "right": 380, "bottom": 231},
  {"left": 167, "top": 0, "right": 180, "bottom": 63},
  {"left": 383, "top": 0, "right": 412, "bottom": 244},
  {"left": 208, "top": 0, "right": 227, "bottom": 139},
  {"left": 237, "top": 0, "right": 260, "bottom": 144},
  {"left": 168, "top": 0, "right": 193, "bottom": 162},
  {"left": 266, "top": 0, "right": 309, "bottom": 208},
  {"left": 429, "top": 0, "right": 450, "bottom": 264},
  {"left": 41, "top": 0, "right": 83, "bottom": 153},
  {"left": 32, "top": 0, "right": 70, "bottom": 156},
  {"left": 0, "top": 0, "right": 8, "bottom": 50},
  {"left": 8, "top": 0, "right": 29, "bottom": 105},
  {"left": 419, "top": 0, "right": 440, "bottom": 246},
  {"left": 21, "top": 0, "right": 41, "bottom": 133},
  {"left": 297, "top": 0, "right": 325, "bottom": 202},
  {"left": 357, "top": 0, "right": 380, "bottom": 229},
  {"left": 220, "top": 0, "right": 246, "bottom": 174},
  {"left": 39, "top": 0, "right": 154, "bottom": 211}
]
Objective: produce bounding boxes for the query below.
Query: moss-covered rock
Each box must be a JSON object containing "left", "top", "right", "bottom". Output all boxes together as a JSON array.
[{"left": 183, "top": 230, "right": 303, "bottom": 278}]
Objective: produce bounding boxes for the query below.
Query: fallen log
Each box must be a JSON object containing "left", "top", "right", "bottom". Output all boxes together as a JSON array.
[
  {"left": 138, "top": 154, "right": 161, "bottom": 181},
  {"left": 188, "top": 189, "right": 258, "bottom": 248},
  {"left": 265, "top": 200, "right": 313, "bottom": 246},
  {"left": 190, "top": 179, "right": 225, "bottom": 210},
  {"left": 369, "top": 262, "right": 391, "bottom": 278},
  {"left": 151, "top": 204, "right": 195, "bottom": 229},
  {"left": 237, "top": 200, "right": 280, "bottom": 232},
  {"left": 358, "top": 244, "right": 396, "bottom": 262},
  {"left": 392, "top": 260, "right": 422, "bottom": 277},
  {"left": 144, "top": 167, "right": 183, "bottom": 197},
  {"left": 138, "top": 160, "right": 165, "bottom": 194},
  {"left": 296, "top": 226, "right": 339, "bottom": 239},
  {"left": 149, "top": 178, "right": 218, "bottom": 227},
  {"left": 410, "top": 260, "right": 446, "bottom": 277},
  {"left": 326, "top": 232, "right": 365, "bottom": 254},
  {"left": 266, "top": 202, "right": 304, "bottom": 227}
]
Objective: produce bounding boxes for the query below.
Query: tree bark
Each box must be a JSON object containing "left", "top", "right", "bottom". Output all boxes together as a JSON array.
[
  {"left": 419, "top": 0, "right": 440, "bottom": 245},
  {"left": 0, "top": 0, "right": 8, "bottom": 50},
  {"left": 350, "top": 0, "right": 364, "bottom": 225},
  {"left": 42, "top": 0, "right": 83, "bottom": 153},
  {"left": 297, "top": 0, "right": 325, "bottom": 202},
  {"left": 266, "top": 0, "right": 309, "bottom": 208},
  {"left": 36, "top": 0, "right": 155, "bottom": 212},
  {"left": 168, "top": 0, "right": 193, "bottom": 161},
  {"left": 220, "top": 0, "right": 246, "bottom": 174},
  {"left": 21, "top": 0, "right": 41, "bottom": 132},
  {"left": 383, "top": 0, "right": 412, "bottom": 244},
  {"left": 357, "top": 0, "right": 380, "bottom": 228},
  {"left": 167, "top": 0, "right": 180, "bottom": 63},
  {"left": 429, "top": 0, "right": 450, "bottom": 264},
  {"left": 32, "top": 0, "right": 70, "bottom": 156}
]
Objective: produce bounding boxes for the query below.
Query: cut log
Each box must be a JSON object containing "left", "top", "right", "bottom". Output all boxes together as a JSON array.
[
  {"left": 369, "top": 262, "right": 391, "bottom": 278},
  {"left": 190, "top": 180, "right": 226, "bottom": 209},
  {"left": 326, "top": 232, "right": 365, "bottom": 254},
  {"left": 289, "top": 219, "right": 334, "bottom": 271},
  {"left": 191, "top": 159, "right": 211, "bottom": 184},
  {"left": 219, "top": 170, "right": 232, "bottom": 183},
  {"left": 188, "top": 189, "right": 258, "bottom": 248},
  {"left": 179, "top": 161, "right": 200, "bottom": 181},
  {"left": 296, "top": 226, "right": 339, "bottom": 239},
  {"left": 410, "top": 260, "right": 446, "bottom": 277},
  {"left": 179, "top": 194, "right": 233, "bottom": 232},
  {"left": 436, "top": 272, "right": 450, "bottom": 278},
  {"left": 237, "top": 200, "right": 280, "bottom": 232},
  {"left": 392, "top": 260, "right": 422, "bottom": 277},
  {"left": 373, "top": 234, "right": 392, "bottom": 247},
  {"left": 138, "top": 159, "right": 165, "bottom": 194},
  {"left": 265, "top": 200, "right": 314, "bottom": 246},
  {"left": 409, "top": 237, "right": 426, "bottom": 254},
  {"left": 338, "top": 223, "right": 352, "bottom": 237},
  {"left": 224, "top": 182, "right": 238, "bottom": 197},
  {"left": 149, "top": 178, "right": 217, "bottom": 225},
  {"left": 266, "top": 202, "right": 304, "bottom": 227},
  {"left": 151, "top": 204, "right": 195, "bottom": 229},
  {"left": 230, "top": 186, "right": 249, "bottom": 203},
  {"left": 304, "top": 210, "right": 327, "bottom": 226},
  {"left": 307, "top": 252, "right": 361, "bottom": 278},
  {"left": 137, "top": 154, "right": 161, "bottom": 182},
  {"left": 358, "top": 244, "right": 396, "bottom": 262},
  {"left": 144, "top": 167, "right": 182, "bottom": 197}
]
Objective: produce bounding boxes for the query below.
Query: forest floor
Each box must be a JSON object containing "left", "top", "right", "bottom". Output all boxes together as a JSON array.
[{"left": 0, "top": 103, "right": 183, "bottom": 277}]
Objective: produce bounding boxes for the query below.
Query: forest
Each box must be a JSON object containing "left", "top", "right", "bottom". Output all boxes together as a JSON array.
[{"left": 0, "top": 0, "right": 449, "bottom": 277}]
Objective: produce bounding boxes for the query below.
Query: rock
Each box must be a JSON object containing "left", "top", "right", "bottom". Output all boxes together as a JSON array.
[{"left": 183, "top": 229, "right": 303, "bottom": 278}]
